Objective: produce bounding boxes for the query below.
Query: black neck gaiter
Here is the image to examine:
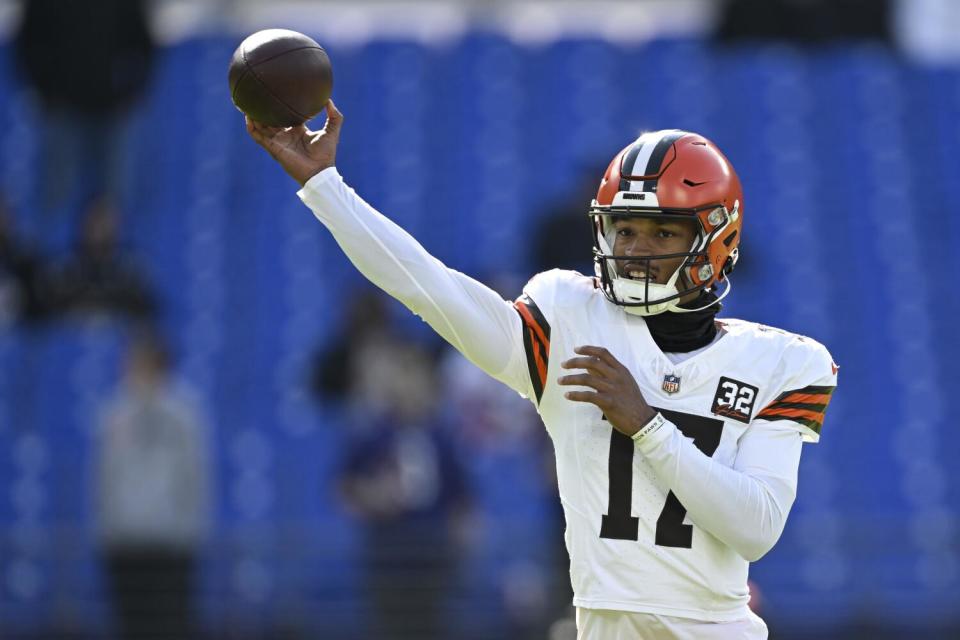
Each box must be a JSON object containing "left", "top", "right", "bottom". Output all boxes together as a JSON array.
[{"left": 643, "top": 292, "right": 721, "bottom": 353}]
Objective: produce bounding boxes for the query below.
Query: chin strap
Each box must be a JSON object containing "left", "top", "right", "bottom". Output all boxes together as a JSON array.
[{"left": 671, "top": 275, "right": 732, "bottom": 314}]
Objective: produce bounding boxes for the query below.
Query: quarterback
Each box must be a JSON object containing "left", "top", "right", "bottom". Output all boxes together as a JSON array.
[{"left": 246, "top": 102, "right": 837, "bottom": 639}]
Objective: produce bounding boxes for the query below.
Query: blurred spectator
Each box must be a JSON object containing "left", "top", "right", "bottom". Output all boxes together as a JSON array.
[
  {"left": 893, "top": 0, "right": 960, "bottom": 63},
  {"left": 52, "top": 196, "right": 157, "bottom": 321},
  {"left": 311, "top": 286, "right": 448, "bottom": 414},
  {"left": 441, "top": 345, "right": 569, "bottom": 640},
  {"left": 338, "top": 337, "right": 471, "bottom": 640},
  {"left": 13, "top": 0, "right": 155, "bottom": 211},
  {"left": 530, "top": 168, "right": 598, "bottom": 275},
  {"left": 440, "top": 343, "right": 542, "bottom": 453},
  {"left": 0, "top": 196, "right": 54, "bottom": 325},
  {"left": 311, "top": 288, "right": 393, "bottom": 404},
  {"left": 717, "top": 0, "right": 891, "bottom": 43},
  {"left": 93, "top": 331, "right": 211, "bottom": 640}
]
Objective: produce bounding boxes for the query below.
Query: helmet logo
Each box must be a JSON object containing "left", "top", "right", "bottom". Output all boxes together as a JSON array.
[{"left": 662, "top": 374, "right": 681, "bottom": 395}]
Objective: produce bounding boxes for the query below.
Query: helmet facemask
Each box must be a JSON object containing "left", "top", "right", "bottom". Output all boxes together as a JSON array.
[
  {"left": 591, "top": 130, "right": 745, "bottom": 316},
  {"left": 590, "top": 200, "right": 736, "bottom": 316}
]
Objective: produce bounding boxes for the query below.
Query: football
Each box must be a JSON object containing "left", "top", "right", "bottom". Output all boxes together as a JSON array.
[{"left": 228, "top": 29, "right": 333, "bottom": 127}]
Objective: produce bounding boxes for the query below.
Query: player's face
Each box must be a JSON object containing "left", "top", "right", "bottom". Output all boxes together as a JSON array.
[{"left": 611, "top": 217, "right": 698, "bottom": 287}]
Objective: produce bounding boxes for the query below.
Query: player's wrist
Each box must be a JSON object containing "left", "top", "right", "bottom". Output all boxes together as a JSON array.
[
  {"left": 631, "top": 411, "right": 665, "bottom": 443},
  {"left": 298, "top": 166, "right": 340, "bottom": 192}
]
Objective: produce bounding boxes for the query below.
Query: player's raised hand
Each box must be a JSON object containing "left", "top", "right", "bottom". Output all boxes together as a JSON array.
[
  {"left": 559, "top": 346, "right": 657, "bottom": 437},
  {"left": 245, "top": 99, "right": 343, "bottom": 186}
]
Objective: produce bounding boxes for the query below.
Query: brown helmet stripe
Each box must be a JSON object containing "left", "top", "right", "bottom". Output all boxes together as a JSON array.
[
  {"left": 641, "top": 130, "right": 686, "bottom": 192},
  {"left": 618, "top": 140, "right": 646, "bottom": 192}
]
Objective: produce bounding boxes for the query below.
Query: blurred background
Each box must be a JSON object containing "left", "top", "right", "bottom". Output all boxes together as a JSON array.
[{"left": 0, "top": 0, "right": 958, "bottom": 638}]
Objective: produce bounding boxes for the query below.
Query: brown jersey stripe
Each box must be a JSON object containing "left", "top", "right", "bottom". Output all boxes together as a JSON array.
[
  {"left": 518, "top": 317, "right": 544, "bottom": 402},
  {"left": 797, "top": 385, "right": 836, "bottom": 395},
  {"left": 763, "top": 400, "right": 830, "bottom": 413},
  {"left": 756, "top": 406, "right": 825, "bottom": 422},
  {"left": 515, "top": 302, "right": 551, "bottom": 355},
  {"left": 516, "top": 294, "right": 550, "bottom": 347},
  {"left": 756, "top": 413, "right": 823, "bottom": 434},
  {"left": 777, "top": 392, "right": 832, "bottom": 405},
  {"left": 531, "top": 328, "right": 548, "bottom": 385},
  {"left": 760, "top": 384, "right": 835, "bottom": 418},
  {"left": 514, "top": 296, "right": 551, "bottom": 403},
  {"left": 770, "top": 384, "right": 836, "bottom": 403}
]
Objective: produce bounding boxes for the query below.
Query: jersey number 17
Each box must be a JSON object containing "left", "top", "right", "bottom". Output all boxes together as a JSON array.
[{"left": 599, "top": 408, "right": 724, "bottom": 549}]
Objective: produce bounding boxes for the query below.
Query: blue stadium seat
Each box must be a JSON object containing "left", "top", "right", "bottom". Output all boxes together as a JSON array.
[{"left": 1, "top": 33, "right": 959, "bottom": 635}]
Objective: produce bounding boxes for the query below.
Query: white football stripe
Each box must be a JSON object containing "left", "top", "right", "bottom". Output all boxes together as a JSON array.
[{"left": 627, "top": 130, "right": 671, "bottom": 191}]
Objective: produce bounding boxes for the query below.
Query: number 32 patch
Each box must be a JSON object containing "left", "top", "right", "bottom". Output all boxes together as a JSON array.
[{"left": 711, "top": 377, "right": 759, "bottom": 424}]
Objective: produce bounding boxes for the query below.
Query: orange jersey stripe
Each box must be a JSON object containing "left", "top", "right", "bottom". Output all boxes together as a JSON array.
[
  {"left": 529, "top": 327, "right": 548, "bottom": 387},
  {"left": 758, "top": 406, "right": 825, "bottom": 422},
  {"left": 515, "top": 302, "right": 550, "bottom": 350},
  {"left": 777, "top": 392, "right": 832, "bottom": 405}
]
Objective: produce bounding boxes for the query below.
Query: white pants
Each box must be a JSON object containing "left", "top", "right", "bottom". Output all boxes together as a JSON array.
[{"left": 576, "top": 607, "right": 768, "bottom": 640}]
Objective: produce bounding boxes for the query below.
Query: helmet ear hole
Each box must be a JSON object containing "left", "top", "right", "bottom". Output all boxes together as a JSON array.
[{"left": 722, "top": 248, "right": 739, "bottom": 277}]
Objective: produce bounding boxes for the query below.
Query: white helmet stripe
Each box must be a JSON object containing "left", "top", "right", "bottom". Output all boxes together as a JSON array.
[
  {"left": 624, "top": 133, "right": 658, "bottom": 191},
  {"left": 641, "top": 130, "right": 686, "bottom": 192},
  {"left": 620, "top": 130, "right": 685, "bottom": 192},
  {"left": 618, "top": 139, "right": 646, "bottom": 192}
]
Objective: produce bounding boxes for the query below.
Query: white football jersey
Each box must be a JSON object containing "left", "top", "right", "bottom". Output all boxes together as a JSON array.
[
  {"left": 514, "top": 269, "right": 837, "bottom": 622},
  {"left": 297, "top": 170, "right": 838, "bottom": 624}
]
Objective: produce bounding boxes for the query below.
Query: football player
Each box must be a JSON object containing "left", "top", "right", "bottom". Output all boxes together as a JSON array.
[{"left": 245, "top": 103, "right": 837, "bottom": 640}]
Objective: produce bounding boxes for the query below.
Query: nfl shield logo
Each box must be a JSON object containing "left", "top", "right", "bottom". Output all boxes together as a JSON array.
[{"left": 662, "top": 374, "right": 681, "bottom": 395}]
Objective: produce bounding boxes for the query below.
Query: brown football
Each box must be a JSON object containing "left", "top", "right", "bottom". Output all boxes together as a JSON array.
[{"left": 228, "top": 29, "right": 333, "bottom": 127}]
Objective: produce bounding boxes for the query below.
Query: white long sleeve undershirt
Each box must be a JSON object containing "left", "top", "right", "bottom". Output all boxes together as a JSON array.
[
  {"left": 636, "top": 417, "right": 802, "bottom": 561},
  {"left": 297, "top": 167, "right": 529, "bottom": 393},
  {"left": 298, "top": 167, "right": 801, "bottom": 561}
]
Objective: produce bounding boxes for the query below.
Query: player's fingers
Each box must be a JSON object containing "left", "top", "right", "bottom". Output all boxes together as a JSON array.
[
  {"left": 324, "top": 99, "right": 344, "bottom": 135},
  {"left": 285, "top": 124, "right": 319, "bottom": 145},
  {"left": 290, "top": 124, "right": 311, "bottom": 138},
  {"left": 574, "top": 345, "right": 605, "bottom": 358},
  {"left": 562, "top": 390, "right": 603, "bottom": 406},
  {"left": 248, "top": 127, "right": 284, "bottom": 161},
  {"left": 557, "top": 373, "right": 611, "bottom": 392},
  {"left": 246, "top": 118, "right": 288, "bottom": 151},
  {"left": 256, "top": 133, "right": 288, "bottom": 161},
  {"left": 560, "top": 356, "right": 615, "bottom": 377},
  {"left": 247, "top": 117, "right": 270, "bottom": 136},
  {"left": 575, "top": 345, "right": 624, "bottom": 371},
  {"left": 245, "top": 116, "right": 266, "bottom": 142}
]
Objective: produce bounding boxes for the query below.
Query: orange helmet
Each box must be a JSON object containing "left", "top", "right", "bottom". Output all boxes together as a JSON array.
[{"left": 590, "top": 130, "right": 743, "bottom": 315}]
